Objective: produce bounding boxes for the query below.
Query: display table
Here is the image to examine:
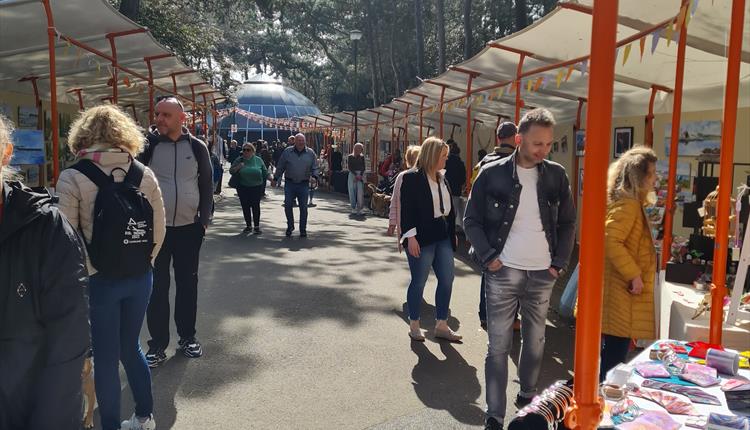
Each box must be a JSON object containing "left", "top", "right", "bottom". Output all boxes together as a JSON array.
[
  {"left": 659, "top": 281, "right": 750, "bottom": 351},
  {"left": 602, "top": 340, "right": 749, "bottom": 428}
]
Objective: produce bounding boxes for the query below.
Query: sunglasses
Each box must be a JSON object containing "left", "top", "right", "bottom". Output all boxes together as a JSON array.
[{"left": 243, "top": 148, "right": 253, "bottom": 152}]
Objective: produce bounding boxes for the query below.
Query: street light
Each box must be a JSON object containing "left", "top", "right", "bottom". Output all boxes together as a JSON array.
[{"left": 350, "top": 29, "right": 363, "bottom": 144}]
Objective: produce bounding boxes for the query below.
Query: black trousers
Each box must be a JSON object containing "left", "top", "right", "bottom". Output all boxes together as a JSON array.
[
  {"left": 600, "top": 334, "right": 631, "bottom": 381},
  {"left": 237, "top": 184, "right": 263, "bottom": 227},
  {"left": 147, "top": 223, "right": 204, "bottom": 349}
]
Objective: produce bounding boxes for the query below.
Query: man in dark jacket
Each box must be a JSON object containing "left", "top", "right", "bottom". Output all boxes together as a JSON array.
[
  {"left": 0, "top": 171, "right": 90, "bottom": 428},
  {"left": 444, "top": 140, "right": 467, "bottom": 232},
  {"left": 464, "top": 108, "right": 575, "bottom": 430},
  {"left": 140, "top": 97, "right": 213, "bottom": 367}
]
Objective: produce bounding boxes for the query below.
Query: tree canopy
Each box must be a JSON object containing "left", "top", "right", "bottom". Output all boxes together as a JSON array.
[{"left": 111, "top": 0, "right": 556, "bottom": 111}]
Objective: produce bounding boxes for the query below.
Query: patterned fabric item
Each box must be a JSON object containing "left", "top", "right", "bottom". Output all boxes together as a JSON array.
[
  {"left": 627, "top": 385, "right": 700, "bottom": 415},
  {"left": 617, "top": 411, "right": 681, "bottom": 430},
  {"left": 642, "top": 379, "right": 722, "bottom": 405}
]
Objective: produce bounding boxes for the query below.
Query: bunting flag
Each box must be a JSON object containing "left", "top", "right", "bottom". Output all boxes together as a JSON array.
[
  {"left": 691, "top": 0, "right": 699, "bottom": 16},
  {"left": 533, "top": 76, "right": 543, "bottom": 91},
  {"left": 526, "top": 79, "right": 533, "bottom": 92},
  {"left": 651, "top": 28, "right": 663, "bottom": 53},
  {"left": 615, "top": 47, "right": 620, "bottom": 63},
  {"left": 556, "top": 69, "right": 564, "bottom": 88},
  {"left": 665, "top": 22, "right": 674, "bottom": 46},
  {"left": 623, "top": 43, "right": 632, "bottom": 65},
  {"left": 639, "top": 37, "right": 646, "bottom": 61},
  {"left": 541, "top": 75, "right": 549, "bottom": 90},
  {"left": 565, "top": 65, "right": 575, "bottom": 81},
  {"left": 579, "top": 59, "right": 588, "bottom": 75}
]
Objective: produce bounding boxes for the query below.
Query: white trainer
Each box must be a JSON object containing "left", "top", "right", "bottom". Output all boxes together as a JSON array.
[{"left": 120, "top": 413, "right": 156, "bottom": 430}]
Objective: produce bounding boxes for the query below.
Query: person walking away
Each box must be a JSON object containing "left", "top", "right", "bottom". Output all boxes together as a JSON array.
[
  {"left": 601, "top": 147, "right": 658, "bottom": 379},
  {"left": 139, "top": 97, "right": 213, "bottom": 367},
  {"left": 209, "top": 139, "right": 223, "bottom": 195},
  {"left": 272, "top": 133, "right": 319, "bottom": 237},
  {"left": 387, "top": 145, "right": 421, "bottom": 247},
  {"left": 463, "top": 108, "right": 576, "bottom": 430},
  {"left": 57, "top": 105, "right": 166, "bottom": 430},
  {"left": 230, "top": 143, "right": 269, "bottom": 234},
  {"left": 444, "top": 140, "right": 466, "bottom": 231},
  {"left": 348, "top": 142, "right": 367, "bottom": 215},
  {"left": 0, "top": 114, "right": 90, "bottom": 430},
  {"left": 474, "top": 121, "right": 519, "bottom": 329},
  {"left": 227, "top": 139, "right": 241, "bottom": 164},
  {"left": 259, "top": 141, "right": 272, "bottom": 197},
  {"left": 400, "top": 137, "right": 461, "bottom": 343}
]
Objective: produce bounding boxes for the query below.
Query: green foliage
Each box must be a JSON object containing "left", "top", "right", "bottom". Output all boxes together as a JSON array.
[{"left": 109, "top": 0, "right": 555, "bottom": 112}]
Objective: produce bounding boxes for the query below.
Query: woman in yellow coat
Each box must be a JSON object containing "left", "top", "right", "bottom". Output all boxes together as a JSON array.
[{"left": 600, "top": 147, "right": 658, "bottom": 379}]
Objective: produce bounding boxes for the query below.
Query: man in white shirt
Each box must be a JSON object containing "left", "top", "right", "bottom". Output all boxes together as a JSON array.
[{"left": 463, "top": 108, "right": 576, "bottom": 430}]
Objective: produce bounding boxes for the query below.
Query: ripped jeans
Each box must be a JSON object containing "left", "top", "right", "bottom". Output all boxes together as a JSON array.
[{"left": 484, "top": 265, "right": 556, "bottom": 423}]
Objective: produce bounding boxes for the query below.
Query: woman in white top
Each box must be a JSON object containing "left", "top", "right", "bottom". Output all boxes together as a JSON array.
[{"left": 398, "top": 137, "right": 460, "bottom": 342}]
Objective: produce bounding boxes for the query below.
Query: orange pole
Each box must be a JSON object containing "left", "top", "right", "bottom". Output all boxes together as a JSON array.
[
  {"left": 564, "top": 1, "right": 617, "bottom": 429},
  {"left": 710, "top": 0, "right": 746, "bottom": 345},
  {"left": 419, "top": 96, "right": 426, "bottom": 142},
  {"left": 107, "top": 35, "right": 118, "bottom": 104},
  {"left": 515, "top": 54, "right": 526, "bottom": 123},
  {"left": 661, "top": 1, "right": 689, "bottom": 270},
  {"left": 465, "top": 75, "right": 474, "bottom": 194},
  {"left": 42, "top": 0, "right": 60, "bottom": 184}
]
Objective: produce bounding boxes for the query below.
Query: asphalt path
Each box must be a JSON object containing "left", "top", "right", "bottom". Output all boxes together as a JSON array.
[{"left": 98, "top": 184, "right": 576, "bottom": 430}]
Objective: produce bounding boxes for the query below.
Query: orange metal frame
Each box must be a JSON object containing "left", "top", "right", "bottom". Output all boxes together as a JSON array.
[
  {"left": 662, "top": 1, "right": 690, "bottom": 270},
  {"left": 368, "top": 109, "right": 382, "bottom": 171},
  {"left": 450, "top": 66, "right": 481, "bottom": 194},
  {"left": 565, "top": 1, "right": 618, "bottom": 429},
  {"left": 709, "top": 0, "right": 746, "bottom": 344}
]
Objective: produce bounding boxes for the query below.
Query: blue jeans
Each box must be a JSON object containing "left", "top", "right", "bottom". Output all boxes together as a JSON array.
[
  {"left": 406, "top": 238, "right": 455, "bottom": 321},
  {"left": 479, "top": 273, "right": 487, "bottom": 321},
  {"left": 348, "top": 172, "right": 364, "bottom": 210},
  {"left": 284, "top": 181, "right": 310, "bottom": 232},
  {"left": 484, "top": 266, "right": 556, "bottom": 424},
  {"left": 90, "top": 271, "right": 154, "bottom": 430}
]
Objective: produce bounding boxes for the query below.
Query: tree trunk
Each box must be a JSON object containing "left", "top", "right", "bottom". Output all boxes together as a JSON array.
[
  {"left": 514, "top": 0, "right": 528, "bottom": 32},
  {"left": 414, "top": 0, "right": 425, "bottom": 78},
  {"left": 436, "top": 0, "right": 446, "bottom": 73},
  {"left": 389, "top": 0, "right": 401, "bottom": 97},
  {"left": 364, "top": 0, "right": 380, "bottom": 107},
  {"left": 463, "top": 0, "right": 473, "bottom": 60},
  {"left": 119, "top": 0, "right": 140, "bottom": 20}
]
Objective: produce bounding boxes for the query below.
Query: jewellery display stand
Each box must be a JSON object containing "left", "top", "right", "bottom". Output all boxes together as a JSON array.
[{"left": 727, "top": 210, "right": 750, "bottom": 325}]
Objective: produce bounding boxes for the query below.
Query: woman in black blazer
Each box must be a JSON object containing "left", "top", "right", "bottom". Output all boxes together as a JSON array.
[{"left": 400, "top": 137, "right": 461, "bottom": 342}]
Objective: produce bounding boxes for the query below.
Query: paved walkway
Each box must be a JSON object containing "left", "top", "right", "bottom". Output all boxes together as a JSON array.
[{"left": 105, "top": 185, "right": 576, "bottom": 429}]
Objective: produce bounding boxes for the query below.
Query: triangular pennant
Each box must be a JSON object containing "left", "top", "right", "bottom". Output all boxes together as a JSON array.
[
  {"left": 533, "top": 76, "right": 543, "bottom": 91},
  {"left": 651, "top": 28, "right": 662, "bottom": 53},
  {"left": 691, "top": 0, "right": 699, "bottom": 16},
  {"left": 527, "top": 79, "right": 533, "bottom": 92},
  {"left": 580, "top": 59, "right": 588, "bottom": 75},
  {"left": 623, "top": 44, "right": 632, "bottom": 65},
  {"left": 556, "top": 69, "right": 564, "bottom": 88},
  {"left": 541, "top": 75, "right": 549, "bottom": 90},
  {"left": 665, "top": 22, "right": 674, "bottom": 46},
  {"left": 639, "top": 37, "right": 646, "bottom": 61},
  {"left": 615, "top": 47, "right": 620, "bottom": 63},
  {"left": 565, "top": 65, "right": 575, "bottom": 81}
]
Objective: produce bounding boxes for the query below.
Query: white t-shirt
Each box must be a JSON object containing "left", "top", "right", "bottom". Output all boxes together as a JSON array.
[{"left": 499, "top": 165, "right": 551, "bottom": 270}]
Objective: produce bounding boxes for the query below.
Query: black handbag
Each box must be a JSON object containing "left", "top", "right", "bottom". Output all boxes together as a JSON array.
[{"left": 228, "top": 172, "right": 239, "bottom": 188}]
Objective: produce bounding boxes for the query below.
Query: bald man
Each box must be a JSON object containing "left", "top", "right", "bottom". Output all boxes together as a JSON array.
[
  {"left": 272, "top": 133, "right": 319, "bottom": 237},
  {"left": 139, "top": 96, "right": 213, "bottom": 367}
]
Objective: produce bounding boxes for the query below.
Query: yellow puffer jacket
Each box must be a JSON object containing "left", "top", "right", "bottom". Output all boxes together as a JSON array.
[{"left": 601, "top": 197, "right": 657, "bottom": 340}]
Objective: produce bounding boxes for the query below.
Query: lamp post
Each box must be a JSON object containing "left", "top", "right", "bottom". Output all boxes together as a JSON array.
[{"left": 350, "top": 29, "right": 363, "bottom": 144}]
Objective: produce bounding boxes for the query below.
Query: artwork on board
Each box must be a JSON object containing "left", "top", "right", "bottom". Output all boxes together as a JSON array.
[
  {"left": 561, "top": 135, "right": 568, "bottom": 153},
  {"left": 10, "top": 129, "right": 45, "bottom": 165},
  {"left": 553, "top": 141, "right": 559, "bottom": 153},
  {"left": 613, "top": 126, "right": 634, "bottom": 158},
  {"left": 664, "top": 120, "right": 721, "bottom": 157},
  {"left": 575, "top": 130, "right": 585, "bottom": 156},
  {"left": 17, "top": 106, "right": 38, "bottom": 129},
  {"left": 578, "top": 167, "right": 584, "bottom": 196},
  {"left": 655, "top": 160, "right": 694, "bottom": 205},
  {"left": 0, "top": 103, "right": 11, "bottom": 120}
]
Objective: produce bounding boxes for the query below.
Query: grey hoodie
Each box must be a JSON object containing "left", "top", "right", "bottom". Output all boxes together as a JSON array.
[{"left": 142, "top": 126, "right": 213, "bottom": 228}]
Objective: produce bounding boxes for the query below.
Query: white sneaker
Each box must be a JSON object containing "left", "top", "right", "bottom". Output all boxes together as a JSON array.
[
  {"left": 351, "top": 208, "right": 357, "bottom": 214},
  {"left": 121, "top": 413, "right": 156, "bottom": 430}
]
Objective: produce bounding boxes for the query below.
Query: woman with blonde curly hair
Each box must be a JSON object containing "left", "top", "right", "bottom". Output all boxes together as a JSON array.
[
  {"left": 600, "top": 146, "right": 658, "bottom": 379},
  {"left": 57, "top": 105, "right": 165, "bottom": 430},
  {"left": 0, "top": 114, "right": 90, "bottom": 429}
]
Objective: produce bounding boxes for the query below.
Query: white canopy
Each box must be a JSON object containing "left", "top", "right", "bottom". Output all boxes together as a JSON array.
[
  {"left": 0, "top": 0, "right": 220, "bottom": 117},
  {"left": 303, "top": 0, "right": 750, "bottom": 135}
]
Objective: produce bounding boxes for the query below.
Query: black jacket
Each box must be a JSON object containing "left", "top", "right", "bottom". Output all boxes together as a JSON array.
[
  {"left": 0, "top": 182, "right": 90, "bottom": 430},
  {"left": 463, "top": 151, "right": 576, "bottom": 271},
  {"left": 400, "top": 169, "right": 457, "bottom": 251},
  {"left": 444, "top": 154, "right": 466, "bottom": 197}
]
